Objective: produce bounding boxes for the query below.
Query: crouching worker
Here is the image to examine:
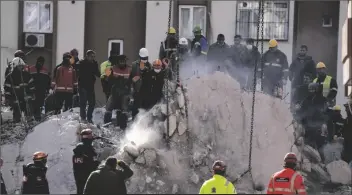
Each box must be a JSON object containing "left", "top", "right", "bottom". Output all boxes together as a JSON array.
[
  {"left": 199, "top": 160, "right": 236, "bottom": 194},
  {"left": 103, "top": 55, "right": 131, "bottom": 130},
  {"left": 83, "top": 157, "right": 133, "bottom": 194},
  {"left": 21, "top": 151, "right": 50, "bottom": 194},
  {"left": 267, "top": 152, "right": 306, "bottom": 194},
  {"left": 73, "top": 129, "right": 100, "bottom": 194}
]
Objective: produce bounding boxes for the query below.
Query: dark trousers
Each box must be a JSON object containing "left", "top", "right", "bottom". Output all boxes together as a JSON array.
[
  {"left": 131, "top": 92, "right": 141, "bottom": 120},
  {"left": 55, "top": 92, "right": 73, "bottom": 114},
  {"left": 101, "top": 78, "right": 111, "bottom": 101},
  {"left": 79, "top": 88, "right": 95, "bottom": 121},
  {"left": 12, "top": 100, "right": 33, "bottom": 123},
  {"left": 262, "top": 78, "right": 282, "bottom": 97},
  {"left": 104, "top": 94, "right": 129, "bottom": 129},
  {"left": 33, "top": 92, "right": 46, "bottom": 120}
]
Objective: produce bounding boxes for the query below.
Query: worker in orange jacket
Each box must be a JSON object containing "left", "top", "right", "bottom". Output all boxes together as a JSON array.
[{"left": 267, "top": 152, "right": 307, "bottom": 195}]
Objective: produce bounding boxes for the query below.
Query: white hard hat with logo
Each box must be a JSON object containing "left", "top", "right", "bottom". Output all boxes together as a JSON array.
[
  {"left": 139, "top": 48, "right": 149, "bottom": 58},
  {"left": 179, "top": 37, "right": 188, "bottom": 46},
  {"left": 11, "top": 57, "right": 26, "bottom": 67}
]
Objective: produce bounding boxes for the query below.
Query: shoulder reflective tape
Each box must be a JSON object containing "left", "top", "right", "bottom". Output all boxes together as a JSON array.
[
  {"left": 267, "top": 188, "right": 274, "bottom": 192},
  {"left": 290, "top": 172, "right": 299, "bottom": 192},
  {"left": 4, "top": 84, "right": 11, "bottom": 87},
  {"left": 297, "top": 189, "right": 306, "bottom": 193},
  {"left": 330, "top": 88, "right": 337, "bottom": 91},
  {"left": 28, "top": 79, "right": 34, "bottom": 83}
]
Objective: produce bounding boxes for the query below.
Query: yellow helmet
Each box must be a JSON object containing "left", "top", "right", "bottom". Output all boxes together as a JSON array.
[
  {"left": 269, "top": 39, "right": 278, "bottom": 48},
  {"left": 316, "top": 62, "right": 326, "bottom": 69},
  {"left": 332, "top": 105, "right": 341, "bottom": 111},
  {"left": 168, "top": 27, "right": 176, "bottom": 34}
]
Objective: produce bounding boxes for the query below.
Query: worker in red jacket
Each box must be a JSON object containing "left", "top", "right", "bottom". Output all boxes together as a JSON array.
[
  {"left": 267, "top": 152, "right": 307, "bottom": 195},
  {"left": 51, "top": 52, "right": 78, "bottom": 114}
]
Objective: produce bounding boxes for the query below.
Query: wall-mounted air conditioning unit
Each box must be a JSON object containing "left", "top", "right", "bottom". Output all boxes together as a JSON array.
[{"left": 25, "top": 33, "right": 45, "bottom": 48}]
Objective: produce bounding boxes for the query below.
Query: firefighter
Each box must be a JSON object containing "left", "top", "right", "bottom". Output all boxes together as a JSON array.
[
  {"left": 179, "top": 37, "right": 190, "bottom": 62},
  {"left": 312, "top": 62, "right": 338, "bottom": 107},
  {"left": 4, "top": 57, "right": 35, "bottom": 123},
  {"left": 51, "top": 52, "right": 78, "bottom": 114},
  {"left": 199, "top": 160, "right": 236, "bottom": 194},
  {"left": 207, "top": 34, "right": 230, "bottom": 72},
  {"left": 100, "top": 52, "right": 117, "bottom": 101},
  {"left": 76, "top": 50, "right": 100, "bottom": 123},
  {"left": 103, "top": 55, "right": 131, "bottom": 130},
  {"left": 159, "top": 27, "right": 178, "bottom": 61},
  {"left": 0, "top": 158, "right": 7, "bottom": 194},
  {"left": 130, "top": 48, "right": 152, "bottom": 119},
  {"left": 5, "top": 50, "right": 28, "bottom": 78},
  {"left": 21, "top": 151, "right": 50, "bottom": 194},
  {"left": 28, "top": 56, "right": 51, "bottom": 121},
  {"left": 326, "top": 105, "right": 345, "bottom": 142},
  {"left": 260, "top": 39, "right": 289, "bottom": 98},
  {"left": 191, "top": 26, "right": 208, "bottom": 57},
  {"left": 83, "top": 157, "right": 133, "bottom": 194},
  {"left": 73, "top": 129, "right": 100, "bottom": 194},
  {"left": 267, "top": 152, "right": 307, "bottom": 195}
]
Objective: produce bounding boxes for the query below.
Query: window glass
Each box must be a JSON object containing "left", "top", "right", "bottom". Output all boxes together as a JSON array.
[
  {"left": 24, "top": 1, "right": 39, "bottom": 31},
  {"left": 180, "top": 8, "right": 191, "bottom": 38},
  {"left": 193, "top": 7, "right": 206, "bottom": 34},
  {"left": 23, "top": 1, "right": 53, "bottom": 33},
  {"left": 39, "top": 3, "right": 51, "bottom": 32}
]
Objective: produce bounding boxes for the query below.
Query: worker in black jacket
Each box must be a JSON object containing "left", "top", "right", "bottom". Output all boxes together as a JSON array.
[
  {"left": 73, "top": 129, "right": 100, "bottom": 194},
  {"left": 75, "top": 50, "right": 100, "bottom": 123}
]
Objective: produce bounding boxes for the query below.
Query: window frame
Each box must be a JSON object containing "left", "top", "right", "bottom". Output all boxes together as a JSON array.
[
  {"left": 178, "top": 5, "right": 207, "bottom": 40},
  {"left": 108, "top": 39, "right": 124, "bottom": 57},
  {"left": 236, "top": 1, "right": 290, "bottom": 41},
  {"left": 23, "top": 1, "right": 54, "bottom": 33}
]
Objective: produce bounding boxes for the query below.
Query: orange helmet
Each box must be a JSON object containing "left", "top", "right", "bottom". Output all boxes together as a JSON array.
[
  {"left": 80, "top": 129, "right": 93, "bottom": 139},
  {"left": 212, "top": 160, "right": 226, "bottom": 171},
  {"left": 33, "top": 151, "right": 48, "bottom": 161},
  {"left": 284, "top": 152, "right": 297, "bottom": 163},
  {"left": 153, "top": 59, "right": 162, "bottom": 67}
]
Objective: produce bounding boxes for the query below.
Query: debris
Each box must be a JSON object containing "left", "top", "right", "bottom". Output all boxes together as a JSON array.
[
  {"left": 146, "top": 176, "right": 152, "bottom": 184},
  {"left": 177, "top": 119, "right": 187, "bottom": 135},
  {"left": 303, "top": 145, "right": 322, "bottom": 163},
  {"left": 172, "top": 184, "right": 178, "bottom": 194},
  {"left": 124, "top": 142, "right": 139, "bottom": 158},
  {"left": 326, "top": 160, "right": 352, "bottom": 185},
  {"left": 164, "top": 115, "right": 177, "bottom": 136},
  {"left": 190, "top": 172, "right": 200, "bottom": 184},
  {"left": 156, "top": 180, "right": 165, "bottom": 186},
  {"left": 135, "top": 155, "right": 146, "bottom": 165},
  {"left": 144, "top": 149, "right": 157, "bottom": 167}
]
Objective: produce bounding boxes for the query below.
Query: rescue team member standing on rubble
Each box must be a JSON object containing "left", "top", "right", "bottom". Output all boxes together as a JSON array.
[
  {"left": 260, "top": 39, "right": 289, "bottom": 98},
  {"left": 159, "top": 27, "right": 178, "bottom": 61},
  {"left": 191, "top": 26, "right": 208, "bottom": 58},
  {"left": 312, "top": 62, "right": 338, "bottom": 107},
  {"left": 199, "top": 160, "right": 236, "bottom": 194},
  {"left": 326, "top": 105, "right": 345, "bottom": 142},
  {"left": 75, "top": 50, "right": 100, "bottom": 123},
  {"left": 28, "top": 56, "right": 51, "bottom": 121},
  {"left": 51, "top": 52, "right": 78, "bottom": 114},
  {"left": 130, "top": 48, "right": 151, "bottom": 119},
  {"left": 100, "top": 52, "right": 117, "bottom": 100},
  {"left": 73, "top": 129, "right": 100, "bottom": 194},
  {"left": 5, "top": 50, "right": 28, "bottom": 78},
  {"left": 4, "top": 57, "right": 35, "bottom": 123},
  {"left": 267, "top": 152, "right": 306, "bottom": 195},
  {"left": 21, "top": 151, "right": 50, "bottom": 194},
  {"left": 103, "top": 55, "right": 131, "bottom": 130},
  {"left": 0, "top": 158, "right": 7, "bottom": 194},
  {"left": 207, "top": 34, "right": 230, "bottom": 72},
  {"left": 83, "top": 157, "right": 133, "bottom": 194}
]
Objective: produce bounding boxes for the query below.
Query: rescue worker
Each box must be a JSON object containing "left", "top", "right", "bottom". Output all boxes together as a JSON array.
[
  {"left": 4, "top": 57, "right": 35, "bottom": 123},
  {"left": 51, "top": 52, "right": 78, "bottom": 114},
  {"left": 289, "top": 45, "right": 316, "bottom": 107},
  {"left": 326, "top": 105, "right": 345, "bottom": 142},
  {"left": 178, "top": 37, "right": 190, "bottom": 62},
  {"left": 207, "top": 34, "right": 230, "bottom": 70},
  {"left": 229, "top": 35, "right": 249, "bottom": 89},
  {"left": 312, "top": 62, "right": 338, "bottom": 107},
  {"left": 141, "top": 59, "right": 165, "bottom": 109},
  {"left": 73, "top": 129, "right": 100, "bottom": 194},
  {"left": 130, "top": 48, "right": 152, "bottom": 119},
  {"left": 28, "top": 56, "right": 51, "bottom": 121},
  {"left": 75, "top": 50, "right": 100, "bottom": 123},
  {"left": 342, "top": 101, "right": 352, "bottom": 163},
  {"left": 21, "top": 151, "right": 50, "bottom": 194},
  {"left": 0, "top": 158, "right": 7, "bottom": 194},
  {"left": 70, "top": 48, "right": 80, "bottom": 65},
  {"left": 199, "top": 160, "right": 236, "bottom": 194},
  {"left": 244, "top": 38, "right": 261, "bottom": 90},
  {"left": 267, "top": 152, "right": 307, "bottom": 195},
  {"left": 83, "top": 157, "right": 133, "bottom": 194},
  {"left": 260, "top": 39, "right": 289, "bottom": 98},
  {"left": 5, "top": 50, "right": 28, "bottom": 78},
  {"left": 103, "top": 55, "right": 131, "bottom": 130},
  {"left": 191, "top": 26, "right": 208, "bottom": 57},
  {"left": 100, "top": 52, "right": 117, "bottom": 100},
  {"left": 159, "top": 27, "right": 178, "bottom": 61}
]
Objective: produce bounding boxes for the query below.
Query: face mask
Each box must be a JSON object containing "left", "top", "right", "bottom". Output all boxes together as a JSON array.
[
  {"left": 154, "top": 69, "right": 161, "bottom": 73},
  {"left": 247, "top": 45, "right": 253, "bottom": 50},
  {"left": 140, "top": 60, "right": 147, "bottom": 63}
]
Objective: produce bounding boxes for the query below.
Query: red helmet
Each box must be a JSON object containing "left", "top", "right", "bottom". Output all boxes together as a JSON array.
[
  {"left": 80, "top": 129, "right": 93, "bottom": 139},
  {"left": 284, "top": 152, "right": 297, "bottom": 163},
  {"left": 33, "top": 151, "right": 48, "bottom": 161},
  {"left": 212, "top": 160, "right": 226, "bottom": 171}
]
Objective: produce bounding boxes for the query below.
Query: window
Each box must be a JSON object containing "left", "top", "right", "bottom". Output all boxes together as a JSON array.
[
  {"left": 108, "top": 40, "right": 124, "bottom": 57},
  {"left": 236, "top": 1, "right": 289, "bottom": 40},
  {"left": 23, "top": 1, "right": 53, "bottom": 33},
  {"left": 179, "top": 5, "right": 207, "bottom": 40}
]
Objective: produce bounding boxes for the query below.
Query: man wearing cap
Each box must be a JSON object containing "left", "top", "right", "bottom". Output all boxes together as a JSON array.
[
  {"left": 159, "top": 27, "right": 178, "bottom": 61},
  {"left": 199, "top": 160, "right": 236, "bottom": 194},
  {"left": 260, "top": 39, "right": 289, "bottom": 98},
  {"left": 267, "top": 153, "right": 306, "bottom": 195}
]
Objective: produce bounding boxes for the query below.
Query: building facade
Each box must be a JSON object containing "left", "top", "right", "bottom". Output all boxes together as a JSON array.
[{"left": 1, "top": 0, "right": 351, "bottom": 107}]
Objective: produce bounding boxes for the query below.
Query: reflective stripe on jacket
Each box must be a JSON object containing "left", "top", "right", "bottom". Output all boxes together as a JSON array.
[
  {"left": 199, "top": 174, "right": 236, "bottom": 194},
  {"left": 313, "top": 75, "right": 332, "bottom": 97},
  {"left": 267, "top": 168, "right": 306, "bottom": 195},
  {"left": 52, "top": 65, "right": 77, "bottom": 93}
]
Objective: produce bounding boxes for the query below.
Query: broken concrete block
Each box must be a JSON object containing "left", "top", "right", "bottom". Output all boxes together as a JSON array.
[
  {"left": 172, "top": 184, "right": 178, "bottom": 194},
  {"left": 156, "top": 180, "right": 165, "bottom": 186},
  {"left": 144, "top": 149, "right": 157, "bottom": 167},
  {"left": 176, "top": 87, "right": 185, "bottom": 108},
  {"left": 303, "top": 145, "right": 321, "bottom": 163},
  {"left": 164, "top": 115, "right": 177, "bottom": 137},
  {"left": 190, "top": 172, "right": 200, "bottom": 184},
  {"left": 322, "top": 142, "right": 343, "bottom": 164},
  {"left": 326, "top": 160, "right": 352, "bottom": 185},
  {"left": 177, "top": 119, "right": 187, "bottom": 135},
  {"left": 311, "top": 163, "right": 330, "bottom": 184},
  {"left": 135, "top": 155, "right": 146, "bottom": 165},
  {"left": 301, "top": 158, "right": 311, "bottom": 173},
  {"left": 124, "top": 143, "right": 139, "bottom": 158},
  {"left": 146, "top": 176, "right": 152, "bottom": 183},
  {"left": 121, "top": 151, "right": 134, "bottom": 164}
]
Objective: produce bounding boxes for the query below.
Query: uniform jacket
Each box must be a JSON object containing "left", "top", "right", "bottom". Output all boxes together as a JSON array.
[
  {"left": 313, "top": 75, "right": 338, "bottom": 102},
  {"left": 267, "top": 168, "right": 306, "bottom": 195},
  {"left": 108, "top": 66, "right": 132, "bottom": 96},
  {"left": 244, "top": 46, "right": 261, "bottom": 69},
  {"left": 199, "top": 174, "right": 236, "bottom": 194},
  {"left": 73, "top": 143, "right": 99, "bottom": 183},
  {"left": 129, "top": 60, "right": 151, "bottom": 93},
  {"left": 83, "top": 164, "right": 133, "bottom": 194},
  {"left": 51, "top": 64, "right": 78, "bottom": 93},
  {"left": 230, "top": 44, "right": 248, "bottom": 67},
  {"left": 289, "top": 55, "right": 316, "bottom": 88},
  {"left": 21, "top": 163, "right": 49, "bottom": 194},
  {"left": 207, "top": 43, "right": 230, "bottom": 63},
  {"left": 75, "top": 59, "right": 100, "bottom": 90},
  {"left": 326, "top": 113, "right": 345, "bottom": 141},
  {"left": 191, "top": 35, "right": 208, "bottom": 56},
  {"left": 28, "top": 65, "right": 51, "bottom": 94},
  {"left": 4, "top": 68, "right": 35, "bottom": 103},
  {"left": 261, "top": 49, "right": 289, "bottom": 81},
  {"left": 159, "top": 38, "right": 178, "bottom": 60},
  {"left": 141, "top": 69, "right": 165, "bottom": 108}
]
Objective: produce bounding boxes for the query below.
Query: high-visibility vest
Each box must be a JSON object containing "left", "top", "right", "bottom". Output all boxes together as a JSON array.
[{"left": 313, "top": 75, "right": 332, "bottom": 97}]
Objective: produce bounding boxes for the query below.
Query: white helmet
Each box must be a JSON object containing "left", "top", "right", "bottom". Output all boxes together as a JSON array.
[
  {"left": 11, "top": 57, "right": 26, "bottom": 67},
  {"left": 139, "top": 48, "right": 149, "bottom": 58},
  {"left": 179, "top": 37, "right": 188, "bottom": 46}
]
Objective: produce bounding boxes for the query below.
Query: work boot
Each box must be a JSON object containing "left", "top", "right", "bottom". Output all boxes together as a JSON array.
[
  {"left": 103, "top": 111, "right": 112, "bottom": 124},
  {"left": 87, "top": 119, "right": 93, "bottom": 124}
]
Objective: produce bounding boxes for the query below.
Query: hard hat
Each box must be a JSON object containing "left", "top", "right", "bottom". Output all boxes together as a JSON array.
[
  {"left": 168, "top": 27, "right": 176, "bottom": 34},
  {"left": 212, "top": 160, "right": 226, "bottom": 171},
  {"left": 179, "top": 37, "right": 188, "bottom": 46},
  {"left": 139, "top": 48, "right": 149, "bottom": 58},
  {"left": 268, "top": 39, "right": 278, "bottom": 48},
  {"left": 316, "top": 62, "right": 326, "bottom": 69},
  {"left": 14, "top": 50, "right": 25, "bottom": 58},
  {"left": 193, "top": 26, "right": 202, "bottom": 33},
  {"left": 332, "top": 105, "right": 341, "bottom": 111},
  {"left": 284, "top": 152, "right": 297, "bottom": 163},
  {"left": 11, "top": 57, "right": 26, "bottom": 67},
  {"left": 153, "top": 59, "right": 162, "bottom": 67},
  {"left": 33, "top": 151, "right": 48, "bottom": 161},
  {"left": 80, "top": 129, "right": 93, "bottom": 139}
]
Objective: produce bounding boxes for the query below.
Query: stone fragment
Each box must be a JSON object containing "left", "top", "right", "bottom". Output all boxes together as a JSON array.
[
  {"left": 177, "top": 119, "right": 187, "bottom": 135},
  {"left": 190, "top": 172, "right": 200, "bottom": 184},
  {"left": 121, "top": 151, "right": 134, "bottom": 164},
  {"left": 301, "top": 158, "right": 311, "bottom": 173},
  {"left": 303, "top": 145, "right": 321, "bottom": 163},
  {"left": 172, "top": 184, "right": 178, "bottom": 194},
  {"left": 326, "top": 160, "right": 352, "bottom": 185},
  {"left": 311, "top": 163, "right": 330, "bottom": 184},
  {"left": 135, "top": 155, "right": 146, "bottom": 165},
  {"left": 146, "top": 176, "right": 152, "bottom": 183},
  {"left": 156, "top": 180, "right": 165, "bottom": 186},
  {"left": 144, "top": 149, "right": 157, "bottom": 167},
  {"left": 164, "top": 115, "right": 177, "bottom": 137},
  {"left": 124, "top": 143, "right": 139, "bottom": 158},
  {"left": 176, "top": 87, "right": 185, "bottom": 108}
]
